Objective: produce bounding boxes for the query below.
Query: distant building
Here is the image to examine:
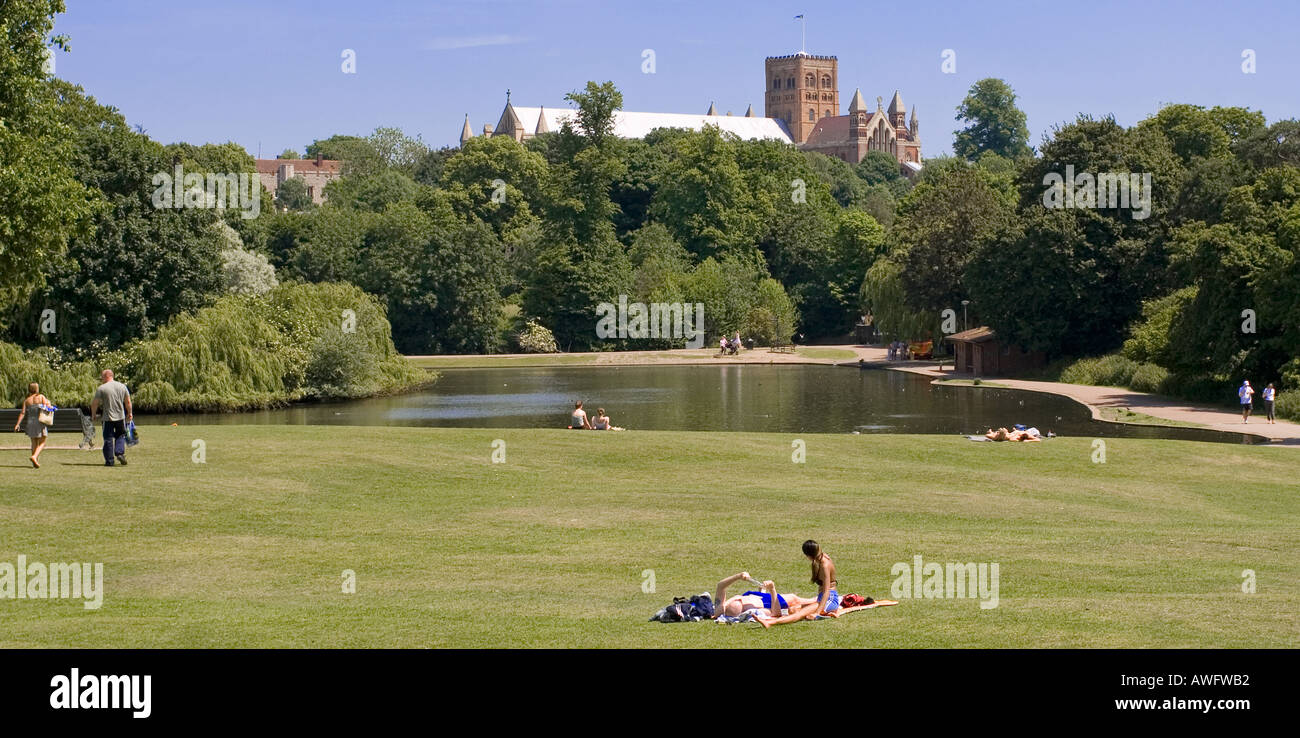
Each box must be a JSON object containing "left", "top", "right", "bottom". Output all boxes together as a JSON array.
[
  {"left": 765, "top": 53, "right": 921, "bottom": 171},
  {"left": 462, "top": 50, "right": 921, "bottom": 176},
  {"left": 256, "top": 155, "right": 342, "bottom": 205},
  {"left": 462, "top": 95, "right": 792, "bottom": 147},
  {"left": 947, "top": 327, "right": 1045, "bottom": 378}
]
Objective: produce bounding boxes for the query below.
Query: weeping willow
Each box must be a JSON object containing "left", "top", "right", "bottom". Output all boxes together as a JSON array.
[{"left": 4, "top": 282, "right": 427, "bottom": 412}]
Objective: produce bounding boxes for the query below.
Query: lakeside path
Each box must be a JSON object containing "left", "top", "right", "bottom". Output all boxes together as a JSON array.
[
  {"left": 409, "top": 345, "right": 1300, "bottom": 447},
  {"left": 894, "top": 364, "right": 1300, "bottom": 447}
]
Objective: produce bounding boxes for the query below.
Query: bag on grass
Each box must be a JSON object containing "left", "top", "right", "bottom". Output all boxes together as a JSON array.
[{"left": 649, "top": 593, "right": 714, "bottom": 622}]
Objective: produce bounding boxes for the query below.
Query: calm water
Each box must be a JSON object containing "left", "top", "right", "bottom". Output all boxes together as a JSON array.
[{"left": 147, "top": 365, "right": 1261, "bottom": 443}]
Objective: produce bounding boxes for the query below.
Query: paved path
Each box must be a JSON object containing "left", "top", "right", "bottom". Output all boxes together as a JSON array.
[{"left": 893, "top": 364, "right": 1300, "bottom": 447}]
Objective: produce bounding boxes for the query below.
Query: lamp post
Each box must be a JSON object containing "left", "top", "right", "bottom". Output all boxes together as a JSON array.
[{"left": 961, "top": 300, "right": 970, "bottom": 333}]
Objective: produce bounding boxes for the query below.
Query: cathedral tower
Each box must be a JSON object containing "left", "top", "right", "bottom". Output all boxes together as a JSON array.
[{"left": 764, "top": 53, "right": 839, "bottom": 144}]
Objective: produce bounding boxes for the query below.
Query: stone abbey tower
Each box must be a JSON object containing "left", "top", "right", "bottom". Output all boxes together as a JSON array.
[{"left": 765, "top": 52, "right": 921, "bottom": 169}]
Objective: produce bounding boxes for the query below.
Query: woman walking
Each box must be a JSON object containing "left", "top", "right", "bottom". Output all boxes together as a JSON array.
[
  {"left": 13, "top": 382, "right": 51, "bottom": 469},
  {"left": 1263, "top": 383, "right": 1277, "bottom": 425}
]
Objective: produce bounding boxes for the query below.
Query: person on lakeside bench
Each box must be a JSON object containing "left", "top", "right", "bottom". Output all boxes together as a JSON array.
[
  {"left": 711, "top": 572, "right": 820, "bottom": 621},
  {"left": 13, "top": 382, "right": 51, "bottom": 469},
  {"left": 569, "top": 401, "right": 593, "bottom": 429}
]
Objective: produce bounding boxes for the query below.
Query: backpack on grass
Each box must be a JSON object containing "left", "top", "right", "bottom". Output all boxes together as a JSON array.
[{"left": 649, "top": 593, "right": 714, "bottom": 622}]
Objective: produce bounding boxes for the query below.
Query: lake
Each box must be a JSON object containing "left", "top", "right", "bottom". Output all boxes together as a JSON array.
[{"left": 146, "top": 364, "right": 1261, "bottom": 444}]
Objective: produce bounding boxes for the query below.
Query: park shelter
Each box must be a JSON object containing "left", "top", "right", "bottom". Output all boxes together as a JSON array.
[{"left": 947, "top": 326, "right": 1045, "bottom": 377}]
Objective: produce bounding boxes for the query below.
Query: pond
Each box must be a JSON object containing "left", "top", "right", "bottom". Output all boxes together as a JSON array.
[{"left": 146, "top": 364, "right": 1262, "bottom": 444}]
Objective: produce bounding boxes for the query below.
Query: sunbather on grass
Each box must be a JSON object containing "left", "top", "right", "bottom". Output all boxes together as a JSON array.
[{"left": 712, "top": 572, "right": 817, "bottom": 620}]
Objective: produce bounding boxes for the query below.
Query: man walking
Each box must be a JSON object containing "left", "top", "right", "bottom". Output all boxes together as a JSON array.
[
  {"left": 1238, "top": 380, "right": 1255, "bottom": 424},
  {"left": 90, "top": 369, "right": 133, "bottom": 467}
]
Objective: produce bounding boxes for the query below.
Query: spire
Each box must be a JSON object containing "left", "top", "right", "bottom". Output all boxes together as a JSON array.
[
  {"left": 909, "top": 106, "right": 919, "bottom": 138},
  {"left": 848, "top": 88, "right": 867, "bottom": 113},
  {"left": 535, "top": 106, "right": 549, "bottom": 134},
  {"left": 459, "top": 114, "right": 474, "bottom": 146},
  {"left": 744, "top": 103, "right": 755, "bottom": 117},
  {"left": 706, "top": 101, "right": 718, "bottom": 115},
  {"left": 888, "top": 90, "right": 905, "bottom": 116},
  {"left": 494, "top": 91, "right": 523, "bottom": 139}
]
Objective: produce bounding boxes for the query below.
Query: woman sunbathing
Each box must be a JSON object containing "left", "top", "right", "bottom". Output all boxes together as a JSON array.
[{"left": 984, "top": 427, "right": 1041, "bottom": 442}]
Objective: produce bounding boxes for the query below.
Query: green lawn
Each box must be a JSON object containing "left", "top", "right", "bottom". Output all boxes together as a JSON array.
[
  {"left": 406, "top": 353, "right": 598, "bottom": 369},
  {"left": 1099, "top": 406, "right": 1208, "bottom": 428},
  {"left": 2, "top": 426, "right": 1296, "bottom": 648}
]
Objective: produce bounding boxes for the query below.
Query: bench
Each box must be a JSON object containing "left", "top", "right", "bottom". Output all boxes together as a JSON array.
[{"left": 1, "top": 407, "right": 95, "bottom": 449}]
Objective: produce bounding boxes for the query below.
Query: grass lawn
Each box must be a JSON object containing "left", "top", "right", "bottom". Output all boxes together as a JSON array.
[
  {"left": 1099, "top": 406, "right": 1208, "bottom": 428},
  {"left": 1, "top": 426, "right": 1296, "bottom": 648},
  {"left": 795, "top": 347, "right": 859, "bottom": 360},
  {"left": 406, "top": 354, "right": 598, "bottom": 369}
]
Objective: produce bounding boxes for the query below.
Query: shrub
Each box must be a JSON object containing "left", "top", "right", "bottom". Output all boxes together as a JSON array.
[
  {"left": 516, "top": 319, "right": 558, "bottom": 354},
  {"left": 1129, "top": 362, "right": 1170, "bottom": 393},
  {"left": 1059, "top": 355, "right": 1138, "bottom": 387}
]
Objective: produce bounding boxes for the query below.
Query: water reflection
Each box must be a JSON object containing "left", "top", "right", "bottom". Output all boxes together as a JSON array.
[{"left": 146, "top": 365, "right": 1261, "bottom": 444}]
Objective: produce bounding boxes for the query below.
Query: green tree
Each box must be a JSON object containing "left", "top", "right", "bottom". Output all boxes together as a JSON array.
[
  {"left": 953, "top": 78, "right": 1032, "bottom": 161},
  {"left": 0, "top": 1, "right": 93, "bottom": 318},
  {"left": 275, "top": 176, "right": 313, "bottom": 211}
]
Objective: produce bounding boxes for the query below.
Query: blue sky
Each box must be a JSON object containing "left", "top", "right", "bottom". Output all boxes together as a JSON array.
[{"left": 53, "top": 0, "right": 1300, "bottom": 158}]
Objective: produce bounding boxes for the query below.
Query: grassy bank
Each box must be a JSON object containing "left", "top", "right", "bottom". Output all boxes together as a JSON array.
[
  {"left": 2, "top": 425, "right": 1295, "bottom": 648},
  {"left": 406, "top": 346, "right": 859, "bottom": 370}
]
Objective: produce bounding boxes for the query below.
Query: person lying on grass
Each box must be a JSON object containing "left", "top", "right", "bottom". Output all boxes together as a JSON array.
[
  {"left": 984, "top": 427, "right": 1041, "bottom": 442},
  {"left": 712, "top": 572, "right": 819, "bottom": 620}
]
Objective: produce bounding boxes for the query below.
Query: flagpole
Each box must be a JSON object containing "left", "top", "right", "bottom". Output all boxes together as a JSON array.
[{"left": 800, "top": 15, "right": 806, "bottom": 53}]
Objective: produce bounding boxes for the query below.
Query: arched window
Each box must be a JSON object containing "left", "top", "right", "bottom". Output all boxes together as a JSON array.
[
  {"left": 824, "top": 109, "right": 831, "bottom": 118},
  {"left": 822, "top": 75, "right": 832, "bottom": 88},
  {"left": 808, "top": 108, "right": 815, "bottom": 122},
  {"left": 773, "top": 77, "right": 780, "bottom": 90},
  {"left": 805, "top": 73, "right": 815, "bottom": 87},
  {"left": 786, "top": 77, "right": 795, "bottom": 89}
]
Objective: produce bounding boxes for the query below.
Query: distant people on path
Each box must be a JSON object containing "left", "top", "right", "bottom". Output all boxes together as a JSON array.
[
  {"left": 1238, "top": 380, "right": 1255, "bottom": 423},
  {"left": 1262, "top": 383, "right": 1277, "bottom": 424},
  {"left": 91, "top": 370, "right": 133, "bottom": 467},
  {"left": 13, "top": 382, "right": 51, "bottom": 469},
  {"left": 730, "top": 332, "right": 743, "bottom": 354},
  {"left": 569, "top": 401, "right": 592, "bottom": 430}
]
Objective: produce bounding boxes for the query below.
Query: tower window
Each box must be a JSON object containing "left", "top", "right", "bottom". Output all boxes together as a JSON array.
[
  {"left": 786, "top": 77, "right": 794, "bottom": 89},
  {"left": 822, "top": 75, "right": 832, "bottom": 88},
  {"left": 805, "top": 73, "right": 815, "bottom": 87},
  {"left": 773, "top": 77, "right": 780, "bottom": 90},
  {"left": 808, "top": 108, "right": 815, "bottom": 122},
  {"left": 824, "top": 109, "right": 831, "bottom": 118}
]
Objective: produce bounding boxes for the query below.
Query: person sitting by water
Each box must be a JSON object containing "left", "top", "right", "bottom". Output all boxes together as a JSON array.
[
  {"left": 569, "top": 401, "right": 592, "bottom": 429},
  {"left": 591, "top": 407, "right": 625, "bottom": 431}
]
